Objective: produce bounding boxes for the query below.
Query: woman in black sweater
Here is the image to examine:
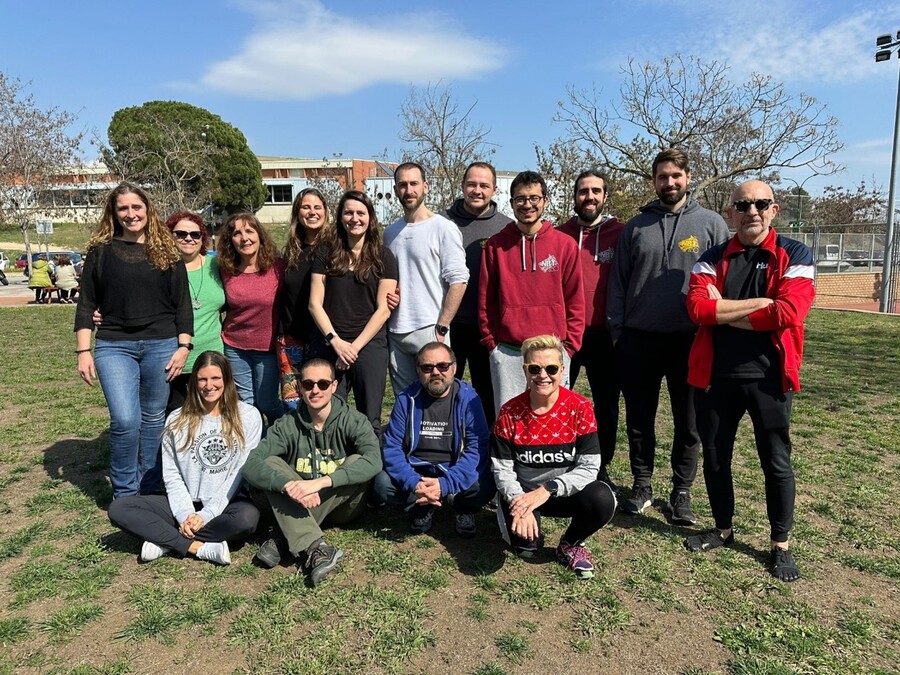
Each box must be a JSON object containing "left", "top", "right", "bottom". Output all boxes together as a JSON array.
[{"left": 75, "top": 183, "right": 192, "bottom": 499}]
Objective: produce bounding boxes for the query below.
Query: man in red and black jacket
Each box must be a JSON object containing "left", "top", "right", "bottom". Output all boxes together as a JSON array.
[{"left": 682, "top": 179, "right": 815, "bottom": 583}]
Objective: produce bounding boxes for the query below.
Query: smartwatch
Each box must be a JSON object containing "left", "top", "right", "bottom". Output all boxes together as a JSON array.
[
  {"left": 435, "top": 324, "right": 450, "bottom": 337},
  {"left": 324, "top": 332, "right": 336, "bottom": 345},
  {"left": 178, "top": 342, "right": 194, "bottom": 351},
  {"left": 543, "top": 480, "right": 560, "bottom": 497}
]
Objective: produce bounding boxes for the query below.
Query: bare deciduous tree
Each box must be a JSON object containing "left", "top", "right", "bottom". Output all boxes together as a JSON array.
[
  {"left": 552, "top": 54, "right": 844, "bottom": 213},
  {"left": 398, "top": 83, "right": 496, "bottom": 211},
  {"left": 0, "top": 73, "right": 84, "bottom": 276},
  {"left": 809, "top": 180, "right": 887, "bottom": 227}
]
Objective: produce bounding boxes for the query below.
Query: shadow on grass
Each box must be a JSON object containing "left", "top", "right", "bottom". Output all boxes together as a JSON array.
[{"left": 42, "top": 431, "right": 113, "bottom": 508}]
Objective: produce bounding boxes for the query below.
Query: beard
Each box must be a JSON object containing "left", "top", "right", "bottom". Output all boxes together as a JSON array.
[
  {"left": 424, "top": 378, "right": 452, "bottom": 398},
  {"left": 657, "top": 186, "right": 687, "bottom": 206},
  {"left": 575, "top": 201, "right": 603, "bottom": 223}
]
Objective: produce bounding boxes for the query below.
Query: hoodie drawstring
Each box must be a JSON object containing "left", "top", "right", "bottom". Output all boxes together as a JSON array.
[{"left": 520, "top": 232, "right": 538, "bottom": 271}]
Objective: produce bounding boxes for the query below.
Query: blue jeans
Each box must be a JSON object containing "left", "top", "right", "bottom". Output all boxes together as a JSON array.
[
  {"left": 373, "top": 468, "right": 495, "bottom": 516},
  {"left": 94, "top": 337, "right": 177, "bottom": 498},
  {"left": 224, "top": 345, "right": 283, "bottom": 424}
]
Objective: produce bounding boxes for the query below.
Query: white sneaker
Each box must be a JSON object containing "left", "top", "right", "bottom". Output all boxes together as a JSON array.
[
  {"left": 196, "top": 541, "right": 231, "bottom": 566},
  {"left": 140, "top": 541, "right": 172, "bottom": 562}
]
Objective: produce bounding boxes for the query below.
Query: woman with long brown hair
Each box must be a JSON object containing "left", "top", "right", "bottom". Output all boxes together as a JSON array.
[
  {"left": 309, "top": 190, "right": 398, "bottom": 436},
  {"left": 108, "top": 351, "right": 262, "bottom": 565},
  {"left": 75, "top": 183, "right": 192, "bottom": 498},
  {"left": 217, "top": 212, "right": 285, "bottom": 424},
  {"left": 278, "top": 188, "right": 330, "bottom": 410}
]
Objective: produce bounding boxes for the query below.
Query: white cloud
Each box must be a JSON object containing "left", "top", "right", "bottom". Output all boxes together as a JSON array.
[
  {"left": 690, "top": 1, "right": 900, "bottom": 84},
  {"left": 200, "top": 0, "right": 509, "bottom": 100}
]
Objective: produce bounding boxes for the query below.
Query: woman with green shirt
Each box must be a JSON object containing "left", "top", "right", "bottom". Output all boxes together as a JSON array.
[{"left": 164, "top": 211, "right": 226, "bottom": 412}]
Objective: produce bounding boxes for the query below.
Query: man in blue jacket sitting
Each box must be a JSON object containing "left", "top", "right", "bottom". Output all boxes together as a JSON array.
[{"left": 374, "top": 341, "right": 494, "bottom": 537}]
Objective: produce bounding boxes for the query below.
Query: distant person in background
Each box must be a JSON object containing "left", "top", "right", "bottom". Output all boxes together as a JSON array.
[
  {"left": 53, "top": 254, "right": 80, "bottom": 303},
  {"left": 217, "top": 212, "right": 285, "bottom": 425},
  {"left": 75, "top": 182, "right": 193, "bottom": 498},
  {"left": 29, "top": 253, "right": 56, "bottom": 304},
  {"left": 279, "top": 188, "right": 330, "bottom": 410},
  {"left": 165, "top": 211, "right": 226, "bottom": 413},
  {"left": 309, "top": 191, "right": 397, "bottom": 437},
  {"left": 108, "top": 351, "right": 262, "bottom": 565}
]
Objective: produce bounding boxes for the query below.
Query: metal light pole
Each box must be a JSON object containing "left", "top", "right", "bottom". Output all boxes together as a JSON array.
[
  {"left": 782, "top": 175, "right": 814, "bottom": 229},
  {"left": 876, "top": 31, "right": 900, "bottom": 313}
]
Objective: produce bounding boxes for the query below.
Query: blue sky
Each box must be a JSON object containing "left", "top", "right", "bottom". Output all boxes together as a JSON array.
[{"left": 2, "top": 0, "right": 899, "bottom": 196}]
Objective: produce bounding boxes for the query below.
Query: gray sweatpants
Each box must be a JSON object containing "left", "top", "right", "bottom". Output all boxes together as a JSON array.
[{"left": 489, "top": 344, "right": 571, "bottom": 417}]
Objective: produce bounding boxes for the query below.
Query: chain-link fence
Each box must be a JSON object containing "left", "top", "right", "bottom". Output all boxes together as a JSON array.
[{"left": 787, "top": 226, "right": 897, "bottom": 312}]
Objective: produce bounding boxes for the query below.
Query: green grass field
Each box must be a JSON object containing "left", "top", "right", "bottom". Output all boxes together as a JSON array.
[{"left": 0, "top": 307, "right": 897, "bottom": 674}]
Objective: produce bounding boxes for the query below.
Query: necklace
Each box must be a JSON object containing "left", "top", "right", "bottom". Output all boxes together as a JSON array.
[{"left": 188, "top": 257, "right": 204, "bottom": 309}]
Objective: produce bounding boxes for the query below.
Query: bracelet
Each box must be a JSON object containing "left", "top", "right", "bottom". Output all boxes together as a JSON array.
[{"left": 75, "top": 348, "right": 91, "bottom": 355}]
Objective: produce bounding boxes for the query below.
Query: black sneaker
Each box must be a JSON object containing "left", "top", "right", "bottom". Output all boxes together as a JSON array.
[
  {"left": 305, "top": 540, "right": 344, "bottom": 586},
  {"left": 255, "top": 538, "right": 282, "bottom": 568},
  {"left": 668, "top": 490, "right": 697, "bottom": 525},
  {"left": 620, "top": 484, "right": 653, "bottom": 515},
  {"left": 598, "top": 465, "right": 620, "bottom": 496},
  {"left": 409, "top": 507, "right": 435, "bottom": 535}
]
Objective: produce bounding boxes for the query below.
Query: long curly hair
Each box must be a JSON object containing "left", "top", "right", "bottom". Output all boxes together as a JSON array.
[
  {"left": 215, "top": 212, "right": 278, "bottom": 276},
  {"left": 87, "top": 183, "right": 180, "bottom": 270},
  {"left": 284, "top": 188, "right": 329, "bottom": 270},
  {"left": 318, "top": 191, "right": 384, "bottom": 283},
  {"left": 167, "top": 351, "right": 246, "bottom": 453},
  {"left": 165, "top": 211, "right": 211, "bottom": 256}
]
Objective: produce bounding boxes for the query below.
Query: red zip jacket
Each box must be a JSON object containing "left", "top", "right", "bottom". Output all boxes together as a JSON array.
[
  {"left": 558, "top": 216, "right": 624, "bottom": 331},
  {"left": 687, "top": 228, "right": 815, "bottom": 392},
  {"left": 479, "top": 220, "right": 585, "bottom": 356}
]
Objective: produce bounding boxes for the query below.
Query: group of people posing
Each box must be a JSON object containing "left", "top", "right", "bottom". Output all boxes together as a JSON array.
[{"left": 76, "top": 147, "right": 815, "bottom": 585}]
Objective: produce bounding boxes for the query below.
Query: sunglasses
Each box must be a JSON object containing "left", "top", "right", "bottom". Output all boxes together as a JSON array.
[
  {"left": 173, "top": 230, "right": 203, "bottom": 241},
  {"left": 525, "top": 363, "right": 561, "bottom": 376},
  {"left": 300, "top": 379, "right": 333, "bottom": 392},
  {"left": 732, "top": 199, "right": 773, "bottom": 213},
  {"left": 418, "top": 362, "right": 454, "bottom": 374}
]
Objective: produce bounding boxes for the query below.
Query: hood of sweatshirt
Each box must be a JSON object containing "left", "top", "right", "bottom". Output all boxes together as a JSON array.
[
  {"left": 494, "top": 220, "right": 555, "bottom": 271},
  {"left": 446, "top": 198, "right": 499, "bottom": 223},
  {"left": 559, "top": 215, "right": 620, "bottom": 263},
  {"left": 295, "top": 395, "right": 351, "bottom": 433},
  {"left": 638, "top": 191, "right": 702, "bottom": 217}
]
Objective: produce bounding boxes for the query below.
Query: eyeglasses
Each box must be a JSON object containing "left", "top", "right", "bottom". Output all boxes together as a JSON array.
[
  {"left": 732, "top": 199, "right": 773, "bottom": 213},
  {"left": 300, "top": 379, "right": 333, "bottom": 392},
  {"left": 525, "top": 363, "right": 561, "bottom": 376},
  {"left": 173, "top": 230, "right": 203, "bottom": 241},
  {"left": 511, "top": 195, "right": 544, "bottom": 206},
  {"left": 418, "top": 362, "right": 454, "bottom": 374}
]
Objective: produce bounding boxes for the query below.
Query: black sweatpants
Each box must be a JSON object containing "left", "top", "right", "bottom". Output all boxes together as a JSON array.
[
  {"left": 695, "top": 378, "right": 795, "bottom": 542},
  {"left": 498, "top": 480, "right": 616, "bottom": 547},
  {"left": 450, "top": 320, "right": 495, "bottom": 426},
  {"left": 570, "top": 328, "right": 620, "bottom": 468},
  {"left": 108, "top": 494, "right": 260, "bottom": 556},
  {"left": 615, "top": 328, "right": 699, "bottom": 490}
]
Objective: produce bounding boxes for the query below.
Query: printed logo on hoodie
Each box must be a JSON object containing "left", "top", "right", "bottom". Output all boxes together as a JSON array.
[
  {"left": 678, "top": 235, "right": 700, "bottom": 254},
  {"left": 539, "top": 254, "right": 560, "bottom": 273}
]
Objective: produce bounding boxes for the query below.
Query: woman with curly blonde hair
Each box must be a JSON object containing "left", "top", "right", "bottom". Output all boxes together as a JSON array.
[
  {"left": 75, "top": 183, "right": 193, "bottom": 498},
  {"left": 217, "top": 212, "right": 285, "bottom": 424}
]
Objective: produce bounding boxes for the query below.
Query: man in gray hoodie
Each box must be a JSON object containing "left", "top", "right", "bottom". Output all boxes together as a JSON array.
[
  {"left": 607, "top": 148, "right": 729, "bottom": 523},
  {"left": 443, "top": 162, "right": 512, "bottom": 425}
]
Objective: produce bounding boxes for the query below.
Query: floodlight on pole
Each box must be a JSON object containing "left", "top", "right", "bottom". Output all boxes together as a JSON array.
[{"left": 876, "top": 30, "right": 900, "bottom": 313}]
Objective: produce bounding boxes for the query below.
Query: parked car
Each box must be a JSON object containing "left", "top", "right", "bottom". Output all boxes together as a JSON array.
[
  {"left": 844, "top": 249, "right": 886, "bottom": 267},
  {"left": 17, "top": 251, "right": 83, "bottom": 278}
]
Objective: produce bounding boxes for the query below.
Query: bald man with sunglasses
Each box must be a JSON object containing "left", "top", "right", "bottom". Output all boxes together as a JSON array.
[
  {"left": 375, "top": 342, "right": 494, "bottom": 537},
  {"left": 683, "top": 180, "right": 815, "bottom": 583},
  {"left": 242, "top": 358, "right": 382, "bottom": 585}
]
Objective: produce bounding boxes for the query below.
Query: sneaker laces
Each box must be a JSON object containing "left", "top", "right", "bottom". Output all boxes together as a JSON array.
[
  {"left": 307, "top": 544, "right": 330, "bottom": 569},
  {"left": 562, "top": 541, "right": 592, "bottom": 565}
]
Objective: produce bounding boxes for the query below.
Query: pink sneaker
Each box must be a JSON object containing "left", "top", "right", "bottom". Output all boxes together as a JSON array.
[{"left": 556, "top": 540, "right": 594, "bottom": 579}]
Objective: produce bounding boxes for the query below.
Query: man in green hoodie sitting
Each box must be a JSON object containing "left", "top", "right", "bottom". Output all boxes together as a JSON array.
[{"left": 242, "top": 358, "right": 383, "bottom": 585}]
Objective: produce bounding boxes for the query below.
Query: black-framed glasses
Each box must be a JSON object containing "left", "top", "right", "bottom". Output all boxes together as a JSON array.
[
  {"left": 732, "top": 199, "right": 773, "bottom": 213},
  {"left": 511, "top": 195, "right": 545, "bottom": 206},
  {"left": 525, "top": 363, "right": 561, "bottom": 376},
  {"left": 173, "top": 230, "right": 203, "bottom": 241},
  {"left": 300, "top": 379, "right": 333, "bottom": 392},
  {"left": 418, "top": 362, "right": 454, "bottom": 374}
]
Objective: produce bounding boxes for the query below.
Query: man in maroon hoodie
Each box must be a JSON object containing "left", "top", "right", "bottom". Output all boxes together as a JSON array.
[
  {"left": 558, "top": 170, "right": 625, "bottom": 491},
  {"left": 479, "top": 171, "right": 585, "bottom": 417}
]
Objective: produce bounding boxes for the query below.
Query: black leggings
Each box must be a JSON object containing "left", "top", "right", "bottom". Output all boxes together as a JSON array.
[
  {"left": 108, "top": 494, "right": 259, "bottom": 556},
  {"left": 498, "top": 480, "right": 617, "bottom": 547},
  {"left": 695, "top": 378, "right": 795, "bottom": 542}
]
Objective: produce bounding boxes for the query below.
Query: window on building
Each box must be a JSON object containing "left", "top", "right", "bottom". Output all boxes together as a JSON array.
[{"left": 266, "top": 184, "right": 293, "bottom": 204}]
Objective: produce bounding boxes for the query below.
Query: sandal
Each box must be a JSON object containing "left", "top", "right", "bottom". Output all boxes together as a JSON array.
[
  {"left": 771, "top": 548, "right": 801, "bottom": 582},
  {"left": 684, "top": 529, "right": 734, "bottom": 552}
]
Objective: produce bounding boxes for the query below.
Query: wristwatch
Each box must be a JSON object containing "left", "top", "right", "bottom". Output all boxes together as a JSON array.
[
  {"left": 178, "top": 342, "right": 194, "bottom": 351},
  {"left": 324, "top": 332, "right": 336, "bottom": 345},
  {"left": 435, "top": 324, "right": 450, "bottom": 336},
  {"left": 543, "top": 480, "right": 560, "bottom": 497}
]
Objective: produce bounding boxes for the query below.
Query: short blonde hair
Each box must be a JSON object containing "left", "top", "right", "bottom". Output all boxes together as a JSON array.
[{"left": 521, "top": 335, "right": 564, "bottom": 364}]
